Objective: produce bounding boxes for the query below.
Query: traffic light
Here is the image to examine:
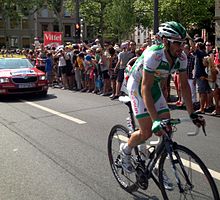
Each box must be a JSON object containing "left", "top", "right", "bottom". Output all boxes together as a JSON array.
[{"left": 75, "top": 23, "right": 81, "bottom": 39}]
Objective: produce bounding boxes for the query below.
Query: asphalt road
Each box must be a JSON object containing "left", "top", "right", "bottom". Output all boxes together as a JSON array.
[{"left": 0, "top": 88, "right": 219, "bottom": 200}]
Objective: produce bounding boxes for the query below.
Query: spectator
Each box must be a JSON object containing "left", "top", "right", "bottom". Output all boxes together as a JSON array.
[
  {"left": 108, "top": 46, "right": 118, "bottom": 99},
  {"left": 183, "top": 44, "right": 197, "bottom": 104},
  {"left": 57, "top": 50, "right": 68, "bottom": 89},
  {"left": 45, "top": 52, "right": 53, "bottom": 86},
  {"left": 97, "top": 48, "right": 111, "bottom": 96},
  {"left": 112, "top": 41, "right": 135, "bottom": 100},
  {"left": 190, "top": 40, "right": 210, "bottom": 114},
  {"left": 77, "top": 52, "right": 86, "bottom": 92},
  {"left": 212, "top": 52, "right": 220, "bottom": 116},
  {"left": 65, "top": 49, "right": 75, "bottom": 90}
]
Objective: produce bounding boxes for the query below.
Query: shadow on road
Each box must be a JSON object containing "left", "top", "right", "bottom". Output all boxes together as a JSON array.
[{"left": 0, "top": 93, "right": 57, "bottom": 103}]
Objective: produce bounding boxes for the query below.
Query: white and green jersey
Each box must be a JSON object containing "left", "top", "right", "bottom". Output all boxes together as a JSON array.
[
  {"left": 128, "top": 44, "right": 187, "bottom": 83},
  {"left": 126, "top": 44, "right": 187, "bottom": 119}
]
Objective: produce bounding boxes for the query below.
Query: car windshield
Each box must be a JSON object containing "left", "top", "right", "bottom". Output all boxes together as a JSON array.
[{"left": 0, "top": 59, "right": 33, "bottom": 69}]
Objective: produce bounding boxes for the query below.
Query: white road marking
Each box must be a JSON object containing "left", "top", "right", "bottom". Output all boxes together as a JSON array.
[
  {"left": 22, "top": 101, "right": 87, "bottom": 124},
  {"left": 114, "top": 134, "right": 220, "bottom": 181}
]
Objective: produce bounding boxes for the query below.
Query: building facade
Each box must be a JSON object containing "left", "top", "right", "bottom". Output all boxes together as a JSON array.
[
  {"left": 0, "top": 6, "right": 78, "bottom": 49},
  {"left": 132, "top": 26, "right": 149, "bottom": 46}
]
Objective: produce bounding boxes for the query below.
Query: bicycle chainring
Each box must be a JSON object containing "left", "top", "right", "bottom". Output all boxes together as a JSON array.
[{"left": 135, "top": 166, "right": 148, "bottom": 190}]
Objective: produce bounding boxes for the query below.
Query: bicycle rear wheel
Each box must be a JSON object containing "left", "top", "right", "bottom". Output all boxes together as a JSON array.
[
  {"left": 159, "top": 144, "right": 219, "bottom": 200},
  {"left": 107, "top": 124, "right": 139, "bottom": 193}
]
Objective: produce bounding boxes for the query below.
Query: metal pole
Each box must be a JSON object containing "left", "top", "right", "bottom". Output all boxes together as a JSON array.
[
  {"left": 153, "top": 0, "right": 159, "bottom": 35},
  {"left": 75, "top": 0, "right": 80, "bottom": 42}
]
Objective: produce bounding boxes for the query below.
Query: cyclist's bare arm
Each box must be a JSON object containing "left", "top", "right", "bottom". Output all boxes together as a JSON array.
[
  {"left": 142, "top": 70, "right": 159, "bottom": 121},
  {"left": 179, "top": 71, "right": 194, "bottom": 115}
]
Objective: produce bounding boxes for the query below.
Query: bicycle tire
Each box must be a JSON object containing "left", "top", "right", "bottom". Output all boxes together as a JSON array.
[
  {"left": 107, "top": 124, "right": 139, "bottom": 193},
  {"left": 159, "top": 144, "right": 220, "bottom": 200}
]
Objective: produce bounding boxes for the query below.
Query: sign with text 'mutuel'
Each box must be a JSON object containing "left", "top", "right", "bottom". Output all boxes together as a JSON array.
[{"left": 44, "top": 32, "right": 62, "bottom": 48}]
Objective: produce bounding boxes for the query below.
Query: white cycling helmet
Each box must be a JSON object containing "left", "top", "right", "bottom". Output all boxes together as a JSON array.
[{"left": 158, "top": 21, "right": 187, "bottom": 41}]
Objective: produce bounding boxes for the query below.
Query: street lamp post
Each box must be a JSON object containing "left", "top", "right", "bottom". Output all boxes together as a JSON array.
[
  {"left": 75, "top": 0, "right": 80, "bottom": 42},
  {"left": 153, "top": 0, "right": 159, "bottom": 35}
]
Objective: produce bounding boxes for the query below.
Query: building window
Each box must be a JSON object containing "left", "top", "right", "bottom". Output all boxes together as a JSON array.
[
  {"left": 138, "top": 39, "right": 140, "bottom": 44},
  {"left": 65, "top": 25, "right": 71, "bottom": 37},
  {"left": 10, "top": 37, "right": 18, "bottom": 47},
  {"left": 41, "top": 8, "right": 49, "bottom": 18},
  {"left": 22, "top": 38, "right": 30, "bottom": 48},
  {"left": 64, "top": 9, "right": 71, "bottom": 17},
  {"left": 10, "top": 19, "right": 20, "bottom": 29},
  {"left": 0, "top": 19, "right": 4, "bottom": 29},
  {"left": 22, "top": 19, "right": 29, "bottom": 29},
  {"left": 0, "top": 37, "right": 6, "bottom": 48},
  {"left": 53, "top": 25, "right": 59, "bottom": 32},
  {"left": 41, "top": 24, "right": 48, "bottom": 37}
]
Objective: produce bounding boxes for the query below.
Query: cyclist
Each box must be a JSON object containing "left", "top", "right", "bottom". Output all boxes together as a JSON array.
[{"left": 120, "top": 21, "right": 205, "bottom": 177}]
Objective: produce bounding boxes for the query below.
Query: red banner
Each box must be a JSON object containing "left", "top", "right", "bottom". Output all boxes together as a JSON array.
[{"left": 44, "top": 32, "right": 62, "bottom": 47}]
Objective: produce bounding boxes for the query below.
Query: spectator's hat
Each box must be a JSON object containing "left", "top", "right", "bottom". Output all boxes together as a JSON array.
[
  {"left": 121, "top": 42, "right": 129, "bottom": 49},
  {"left": 194, "top": 37, "right": 204, "bottom": 43},
  {"left": 91, "top": 45, "right": 99, "bottom": 50},
  {"left": 114, "top": 45, "right": 121, "bottom": 52}
]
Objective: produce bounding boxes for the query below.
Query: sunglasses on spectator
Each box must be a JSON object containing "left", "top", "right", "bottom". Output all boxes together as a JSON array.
[
  {"left": 167, "top": 39, "right": 185, "bottom": 46},
  {"left": 206, "top": 44, "right": 211, "bottom": 46}
]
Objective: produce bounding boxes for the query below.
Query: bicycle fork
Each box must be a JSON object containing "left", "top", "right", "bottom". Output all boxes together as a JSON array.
[{"left": 164, "top": 138, "right": 193, "bottom": 193}]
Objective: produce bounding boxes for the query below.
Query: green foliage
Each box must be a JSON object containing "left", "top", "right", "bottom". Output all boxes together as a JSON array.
[
  {"left": 105, "top": 0, "right": 136, "bottom": 41},
  {"left": 47, "top": 0, "right": 64, "bottom": 14},
  {"left": 133, "top": 0, "right": 153, "bottom": 28},
  {"left": 159, "top": 0, "right": 215, "bottom": 28},
  {"left": 0, "top": 0, "right": 44, "bottom": 19},
  {"left": 0, "top": 0, "right": 215, "bottom": 42}
]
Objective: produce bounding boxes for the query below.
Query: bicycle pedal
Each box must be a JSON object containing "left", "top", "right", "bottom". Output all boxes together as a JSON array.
[{"left": 138, "top": 181, "right": 148, "bottom": 190}]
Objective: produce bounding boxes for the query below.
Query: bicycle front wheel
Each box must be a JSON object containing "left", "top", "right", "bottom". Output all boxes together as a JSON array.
[
  {"left": 107, "top": 124, "right": 139, "bottom": 193},
  {"left": 159, "top": 144, "right": 219, "bottom": 200}
]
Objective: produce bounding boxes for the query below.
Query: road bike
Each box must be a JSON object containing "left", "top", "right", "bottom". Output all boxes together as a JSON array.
[{"left": 107, "top": 96, "right": 220, "bottom": 199}]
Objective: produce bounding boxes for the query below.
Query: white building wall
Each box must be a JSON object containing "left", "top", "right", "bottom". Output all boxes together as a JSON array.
[{"left": 132, "top": 26, "right": 149, "bottom": 46}]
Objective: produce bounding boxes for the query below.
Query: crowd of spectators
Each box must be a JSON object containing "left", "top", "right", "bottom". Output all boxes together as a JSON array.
[{"left": 1, "top": 35, "right": 220, "bottom": 116}]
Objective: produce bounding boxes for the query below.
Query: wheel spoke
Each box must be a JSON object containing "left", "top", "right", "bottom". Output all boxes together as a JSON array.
[
  {"left": 108, "top": 125, "right": 139, "bottom": 193},
  {"left": 159, "top": 145, "right": 219, "bottom": 199}
]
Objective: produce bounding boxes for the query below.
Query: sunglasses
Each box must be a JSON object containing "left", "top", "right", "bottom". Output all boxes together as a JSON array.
[{"left": 167, "top": 39, "right": 185, "bottom": 46}]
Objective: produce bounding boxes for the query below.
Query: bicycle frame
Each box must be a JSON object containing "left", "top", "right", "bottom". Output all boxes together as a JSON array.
[
  {"left": 113, "top": 96, "right": 219, "bottom": 199},
  {"left": 122, "top": 99, "right": 193, "bottom": 192}
]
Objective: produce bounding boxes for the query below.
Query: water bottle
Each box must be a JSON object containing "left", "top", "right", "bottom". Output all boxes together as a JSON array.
[
  {"left": 138, "top": 142, "right": 150, "bottom": 161},
  {"left": 126, "top": 117, "right": 133, "bottom": 132}
]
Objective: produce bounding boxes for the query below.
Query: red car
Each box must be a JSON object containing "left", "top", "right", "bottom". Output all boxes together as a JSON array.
[{"left": 0, "top": 57, "right": 48, "bottom": 96}]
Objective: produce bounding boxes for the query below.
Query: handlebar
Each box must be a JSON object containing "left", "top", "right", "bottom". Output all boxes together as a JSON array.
[{"left": 160, "top": 117, "right": 207, "bottom": 136}]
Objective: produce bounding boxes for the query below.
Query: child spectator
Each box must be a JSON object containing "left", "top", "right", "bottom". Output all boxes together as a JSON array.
[{"left": 45, "top": 52, "right": 53, "bottom": 86}]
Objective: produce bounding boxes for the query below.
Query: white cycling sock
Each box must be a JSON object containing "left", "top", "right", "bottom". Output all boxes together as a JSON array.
[{"left": 123, "top": 143, "right": 132, "bottom": 154}]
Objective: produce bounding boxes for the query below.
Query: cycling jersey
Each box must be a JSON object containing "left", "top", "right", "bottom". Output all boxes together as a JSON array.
[{"left": 127, "top": 44, "right": 187, "bottom": 119}]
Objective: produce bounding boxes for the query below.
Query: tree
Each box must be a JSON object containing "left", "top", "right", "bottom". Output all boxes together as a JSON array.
[
  {"left": 105, "top": 0, "right": 136, "bottom": 42},
  {"left": 158, "top": 0, "right": 215, "bottom": 38},
  {"left": 80, "top": 0, "right": 111, "bottom": 41},
  {"left": 46, "top": 0, "right": 65, "bottom": 32},
  {"left": 0, "top": 0, "right": 44, "bottom": 47}
]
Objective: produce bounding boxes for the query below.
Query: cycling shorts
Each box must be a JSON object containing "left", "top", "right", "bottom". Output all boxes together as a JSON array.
[{"left": 127, "top": 75, "right": 169, "bottom": 119}]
